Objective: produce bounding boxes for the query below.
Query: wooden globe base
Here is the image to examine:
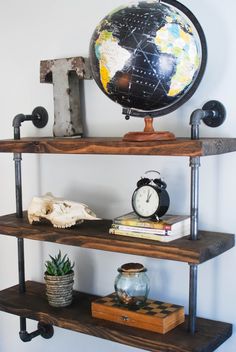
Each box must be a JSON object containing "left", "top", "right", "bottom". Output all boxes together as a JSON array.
[
  {"left": 123, "top": 131, "right": 176, "bottom": 142},
  {"left": 123, "top": 117, "right": 176, "bottom": 142}
]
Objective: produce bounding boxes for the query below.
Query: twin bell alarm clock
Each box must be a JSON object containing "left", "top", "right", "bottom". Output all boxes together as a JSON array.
[{"left": 132, "top": 171, "right": 169, "bottom": 220}]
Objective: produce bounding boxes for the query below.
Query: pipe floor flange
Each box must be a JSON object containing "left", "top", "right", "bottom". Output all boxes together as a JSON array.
[{"left": 38, "top": 322, "right": 54, "bottom": 339}]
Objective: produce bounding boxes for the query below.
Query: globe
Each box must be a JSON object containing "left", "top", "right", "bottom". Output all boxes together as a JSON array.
[{"left": 89, "top": 0, "right": 207, "bottom": 118}]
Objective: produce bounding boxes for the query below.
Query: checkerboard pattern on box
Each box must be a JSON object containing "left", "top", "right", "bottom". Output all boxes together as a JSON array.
[{"left": 92, "top": 293, "right": 185, "bottom": 334}]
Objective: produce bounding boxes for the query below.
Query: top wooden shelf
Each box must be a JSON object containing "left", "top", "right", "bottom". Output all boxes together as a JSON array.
[{"left": 0, "top": 137, "right": 236, "bottom": 156}]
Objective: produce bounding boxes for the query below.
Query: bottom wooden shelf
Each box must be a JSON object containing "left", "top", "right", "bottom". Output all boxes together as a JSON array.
[{"left": 0, "top": 281, "right": 232, "bottom": 352}]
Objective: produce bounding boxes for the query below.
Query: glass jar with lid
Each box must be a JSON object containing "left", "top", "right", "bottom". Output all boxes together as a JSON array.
[{"left": 114, "top": 262, "right": 150, "bottom": 309}]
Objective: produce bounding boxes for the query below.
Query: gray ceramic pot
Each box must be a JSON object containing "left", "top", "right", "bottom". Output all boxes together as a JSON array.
[{"left": 44, "top": 271, "right": 74, "bottom": 307}]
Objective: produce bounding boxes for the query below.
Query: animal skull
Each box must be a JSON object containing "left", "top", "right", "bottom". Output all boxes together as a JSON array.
[{"left": 28, "top": 192, "right": 100, "bottom": 228}]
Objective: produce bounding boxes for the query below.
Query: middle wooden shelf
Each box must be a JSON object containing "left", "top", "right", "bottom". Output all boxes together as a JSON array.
[{"left": 0, "top": 212, "right": 234, "bottom": 264}]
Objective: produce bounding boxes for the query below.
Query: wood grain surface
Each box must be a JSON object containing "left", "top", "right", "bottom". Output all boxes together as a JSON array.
[
  {"left": 0, "top": 213, "right": 234, "bottom": 264},
  {"left": 0, "top": 137, "right": 236, "bottom": 156},
  {"left": 0, "top": 281, "right": 232, "bottom": 352}
]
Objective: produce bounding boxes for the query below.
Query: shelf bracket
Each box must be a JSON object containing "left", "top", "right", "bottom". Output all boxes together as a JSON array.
[
  {"left": 19, "top": 321, "right": 54, "bottom": 342},
  {"left": 13, "top": 106, "right": 48, "bottom": 139},
  {"left": 12, "top": 109, "right": 53, "bottom": 342},
  {"left": 190, "top": 100, "right": 226, "bottom": 139}
]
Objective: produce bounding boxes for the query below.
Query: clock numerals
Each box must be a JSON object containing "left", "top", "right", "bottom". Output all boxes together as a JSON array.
[
  {"left": 132, "top": 176, "right": 170, "bottom": 219},
  {"left": 132, "top": 185, "right": 159, "bottom": 218}
]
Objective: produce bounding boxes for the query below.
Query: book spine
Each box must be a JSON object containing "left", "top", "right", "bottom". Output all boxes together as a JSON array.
[
  {"left": 109, "top": 228, "right": 173, "bottom": 241},
  {"left": 114, "top": 220, "right": 171, "bottom": 230},
  {"left": 111, "top": 224, "right": 169, "bottom": 235}
]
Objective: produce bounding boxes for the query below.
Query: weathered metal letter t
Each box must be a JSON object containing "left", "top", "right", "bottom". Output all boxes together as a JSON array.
[{"left": 40, "top": 57, "right": 92, "bottom": 137}]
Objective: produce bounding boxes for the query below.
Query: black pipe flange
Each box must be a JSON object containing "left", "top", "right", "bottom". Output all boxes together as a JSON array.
[
  {"left": 31, "top": 106, "right": 48, "bottom": 128},
  {"left": 38, "top": 322, "right": 54, "bottom": 339},
  {"left": 202, "top": 100, "right": 226, "bottom": 127}
]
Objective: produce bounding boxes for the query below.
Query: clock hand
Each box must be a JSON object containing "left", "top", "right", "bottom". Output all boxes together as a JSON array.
[
  {"left": 146, "top": 190, "right": 152, "bottom": 203},
  {"left": 146, "top": 190, "right": 150, "bottom": 202}
]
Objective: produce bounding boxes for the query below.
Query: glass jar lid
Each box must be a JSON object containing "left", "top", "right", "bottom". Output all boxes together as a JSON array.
[{"left": 118, "top": 262, "right": 147, "bottom": 273}]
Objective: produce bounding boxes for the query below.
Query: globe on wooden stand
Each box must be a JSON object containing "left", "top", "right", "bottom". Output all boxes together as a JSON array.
[{"left": 89, "top": 0, "right": 207, "bottom": 141}]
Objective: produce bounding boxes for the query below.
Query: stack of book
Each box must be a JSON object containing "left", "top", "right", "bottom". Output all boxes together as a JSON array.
[{"left": 109, "top": 212, "right": 190, "bottom": 242}]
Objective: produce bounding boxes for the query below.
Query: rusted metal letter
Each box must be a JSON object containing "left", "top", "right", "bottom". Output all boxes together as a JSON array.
[{"left": 40, "top": 57, "right": 92, "bottom": 137}]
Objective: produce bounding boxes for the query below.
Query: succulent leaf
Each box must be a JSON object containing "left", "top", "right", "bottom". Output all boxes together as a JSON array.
[{"left": 45, "top": 250, "right": 74, "bottom": 276}]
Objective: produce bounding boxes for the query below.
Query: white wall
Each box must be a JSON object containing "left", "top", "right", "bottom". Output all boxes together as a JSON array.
[{"left": 0, "top": 0, "right": 235, "bottom": 351}]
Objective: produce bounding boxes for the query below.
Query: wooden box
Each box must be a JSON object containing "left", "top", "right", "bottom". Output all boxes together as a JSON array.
[{"left": 92, "top": 293, "right": 185, "bottom": 334}]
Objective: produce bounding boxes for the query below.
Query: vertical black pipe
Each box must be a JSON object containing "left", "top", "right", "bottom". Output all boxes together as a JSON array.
[
  {"left": 17, "top": 238, "right": 25, "bottom": 293},
  {"left": 188, "top": 110, "right": 202, "bottom": 334},
  {"left": 189, "top": 264, "right": 198, "bottom": 334},
  {"left": 12, "top": 111, "right": 53, "bottom": 341},
  {"left": 188, "top": 156, "right": 200, "bottom": 333},
  {"left": 13, "top": 125, "right": 27, "bottom": 333},
  {"left": 190, "top": 157, "right": 200, "bottom": 241},
  {"left": 13, "top": 127, "right": 25, "bottom": 291},
  {"left": 14, "top": 153, "right": 23, "bottom": 218}
]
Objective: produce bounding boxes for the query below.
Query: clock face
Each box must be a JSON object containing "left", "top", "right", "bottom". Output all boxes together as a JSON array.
[{"left": 132, "top": 185, "right": 159, "bottom": 218}]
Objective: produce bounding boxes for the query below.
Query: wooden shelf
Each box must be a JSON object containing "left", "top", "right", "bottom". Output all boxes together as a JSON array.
[
  {"left": 0, "top": 281, "right": 231, "bottom": 352},
  {"left": 0, "top": 213, "right": 234, "bottom": 264},
  {"left": 0, "top": 137, "right": 236, "bottom": 156}
]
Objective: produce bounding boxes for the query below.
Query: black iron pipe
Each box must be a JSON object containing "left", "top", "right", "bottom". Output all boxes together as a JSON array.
[
  {"left": 13, "top": 114, "right": 34, "bottom": 130},
  {"left": 189, "top": 109, "right": 204, "bottom": 140},
  {"left": 188, "top": 109, "right": 202, "bottom": 334},
  {"left": 188, "top": 156, "right": 200, "bottom": 334},
  {"left": 17, "top": 239, "right": 25, "bottom": 293},
  {"left": 13, "top": 115, "right": 28, "bottom": 336},
  {"left": 13, "top": 118, "right": 25, "bottom": 291},
  {"left": 19, "top": 316, "right": 27, "bottom": 336},
  {"left": 19, "top": 322, "right": 54, "bottom": 342},
  {"left": 189, "top": 156, "right": 200, "bottom": 241},
  {"left": 19, "top": 328, "right": 41, "bottom": 342},
  {"left": 188, "top": 264, "right": 198, "bottom": 334},
  {"left": 12, "top": 109, "right": 53, "bottom": 342},
  {"left": 13, "top": 153, "right": 23, "bottom": 217}
]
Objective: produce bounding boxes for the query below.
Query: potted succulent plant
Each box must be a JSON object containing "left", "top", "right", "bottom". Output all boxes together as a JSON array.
[{"left": 44, "top": 250, "right": 75, "bottom": 307}]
